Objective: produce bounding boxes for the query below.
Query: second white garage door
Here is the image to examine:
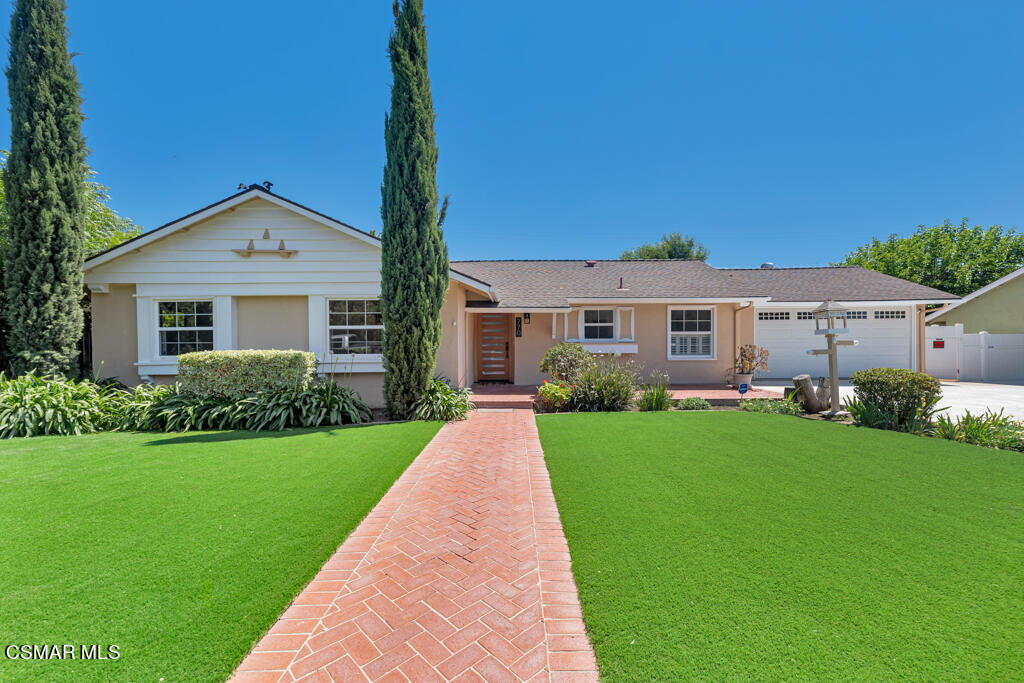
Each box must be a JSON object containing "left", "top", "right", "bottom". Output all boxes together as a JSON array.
[{"left": 754, "top": 306, "right": 914, "bottom": 379}]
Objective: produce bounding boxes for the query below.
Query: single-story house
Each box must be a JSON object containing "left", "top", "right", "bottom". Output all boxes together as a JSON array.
[
  {"left": 83, "top": 185, "right": 958, "bottom": 406},
  {"left": 926, "top": 265, "right": 1024, "bottom": 333}
]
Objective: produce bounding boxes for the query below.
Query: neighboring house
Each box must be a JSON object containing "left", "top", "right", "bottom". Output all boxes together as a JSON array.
[
  {"left": 83, "top": 185, "right": 958, "bottom": 405},
  {"left": 926, "top": 265, "right": 1024, "bottom": 333}
]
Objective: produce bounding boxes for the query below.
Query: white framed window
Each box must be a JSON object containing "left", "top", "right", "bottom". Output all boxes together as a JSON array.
[
  {"left": 874, "top": 310, "right": 906, "bottom": 319},
  {"left": 157, "top": 300, "right": 214, "bottom": 356},
  {"left": 758, "top": 311, "right": 790, "bottom": 321},
  {"left": 328, "top": 299, "right": 383, "bottom": 355},
  {"left": 582, "top": 309, "right": 615, "bottom": 340},
  {"left": 668, "top": 306, "right": 715, "bottom": 359}
]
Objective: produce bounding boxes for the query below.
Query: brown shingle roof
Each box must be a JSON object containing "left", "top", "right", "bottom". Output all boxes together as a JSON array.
[{"left": 450, "top": 260, "right": 957, "bottom": 308}]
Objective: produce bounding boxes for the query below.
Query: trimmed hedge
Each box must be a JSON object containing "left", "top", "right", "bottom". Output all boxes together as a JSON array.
[
  {"left": 178, "top": 350, "right": 316, "bottom": 398},
  {"left": 849, "top": 367, "right": 942, "bottom": 431}
]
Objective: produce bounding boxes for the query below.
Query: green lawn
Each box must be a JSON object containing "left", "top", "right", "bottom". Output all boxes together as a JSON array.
[
  {"left": 537, "top": 412, "right": 1023, "bottom": 681},
  {"left": 0, "top": 422, "right": 440, "bottom": 682}
]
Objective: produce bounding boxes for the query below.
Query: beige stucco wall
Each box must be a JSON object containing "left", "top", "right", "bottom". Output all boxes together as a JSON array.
[
  {"left": 500, "top": 302, "right": 746, "bottom": 386},
  {"left": 326, "top": 372, "right": 385, "bottom": 408},
  {"left": 90, "top": 284, "right": 140, "bottom": 385},
  {"left": 930, "top": 276, "right": 1024, "bottom": 333},
  {"left": 435, "top": 282, "right": 469, "bottom": 386},
  {"left": 236, "top": 296, "right": 309, "bottom": 350}
]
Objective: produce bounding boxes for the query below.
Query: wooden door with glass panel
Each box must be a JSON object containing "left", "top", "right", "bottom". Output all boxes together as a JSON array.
[{"left": 475, "top": 313, "right": 513, "bottom": 382}]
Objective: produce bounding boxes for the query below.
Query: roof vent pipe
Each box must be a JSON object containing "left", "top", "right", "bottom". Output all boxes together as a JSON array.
[
  {"left": 584, "top": 260, "right": 597, "bottom": 267},
  {"left": 760, "top": 262, "right": 774, "bottom": 269}
]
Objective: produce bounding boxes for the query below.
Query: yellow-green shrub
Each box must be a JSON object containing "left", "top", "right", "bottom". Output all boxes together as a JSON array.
[{"left": 178, "top": 350, "right": 316, "bottom": 398}]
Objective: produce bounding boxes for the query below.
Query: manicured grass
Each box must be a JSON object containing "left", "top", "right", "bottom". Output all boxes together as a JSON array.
[
  {"left": 537, "top": 412, "right": 1023, "bottom": 680},
  {"left": 0, "top": 423, "right": 440, "bottom": 682}
]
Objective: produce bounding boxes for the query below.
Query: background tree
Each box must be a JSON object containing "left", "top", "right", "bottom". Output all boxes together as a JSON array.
[
  {"left": 3, "top": 0, "right": 87, "bottom": 377},
  {"left": 834, "top": 219, "right": 1024, "bottom": 296},
  {"left": 621, "top": 232, "right": 709, "bottom": 260},
  {"left": 380, "top": 0, "right": 449, "bottom": 419}
]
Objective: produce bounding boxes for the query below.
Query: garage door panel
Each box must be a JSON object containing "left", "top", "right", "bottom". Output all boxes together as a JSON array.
[{"left": 754, "top": 308, "right": 912, "bottom": 378}]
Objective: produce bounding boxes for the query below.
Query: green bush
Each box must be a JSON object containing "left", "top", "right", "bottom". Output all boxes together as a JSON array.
[
  {"left": 637, "top": 372, "right": 672, "bottom": 411},
  {"left": 410, "top": 378, "right": 474, "bottom": 421},
  {"left": 178, "top": 350, "right": 317, "bottom": 398},
  {"left": 536, "top": 380, "right": 571, "bottom": 413},
  {"left": 849, "top": 368, "right": 942, "bottom": 431},
  {"left": 0, "top": 373, "right": 118, "bottom": 438},
  {"left": 934, "top": 410, "right": 1024, "bottom": 451},
  {"left": 569, "top": 359, "right": 640, "bottom": 412},
  {"left": 741, "top": 398, "right": 803, "bottom": 416},
  {"left": 539, "top": 343, "right": 595, "bottom": 382},
  {"left": 676, "top": 396, "right": 711, "bottom": 411}
]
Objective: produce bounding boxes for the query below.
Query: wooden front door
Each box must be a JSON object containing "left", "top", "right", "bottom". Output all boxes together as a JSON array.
[{"left": 475, "top": 313, "right": 514, "bottom": 382}]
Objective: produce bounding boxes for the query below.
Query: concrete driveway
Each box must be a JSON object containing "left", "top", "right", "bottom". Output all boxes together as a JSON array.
[{"left": 758, "top": 379, "right": 1024, "bottom": 420}]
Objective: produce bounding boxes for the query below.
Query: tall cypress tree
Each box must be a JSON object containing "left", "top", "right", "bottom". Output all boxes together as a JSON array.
[
  {"left": 380, "top": 0, "right": 449, "bottom": 419},
  {"left": 3, "top": 0, "right": 86, "bottom": 377}
]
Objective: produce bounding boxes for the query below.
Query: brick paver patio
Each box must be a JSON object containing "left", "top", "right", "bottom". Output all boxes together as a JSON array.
[{"left": 232, "top": 409, "right": 598, "bottom": 682}]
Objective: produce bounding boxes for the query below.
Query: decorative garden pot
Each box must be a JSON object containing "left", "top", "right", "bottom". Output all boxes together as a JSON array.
[{"left": 733, "top": 373, "right": 753, "bottom": 388}]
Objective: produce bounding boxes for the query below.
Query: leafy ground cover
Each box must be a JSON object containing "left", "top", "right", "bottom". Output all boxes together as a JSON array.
[
  {"left": 537, "top": 411, "right": 1023, "bottom": 680},
  {"left": 0, "top": 422, "right": 440, "bottom": 681}
]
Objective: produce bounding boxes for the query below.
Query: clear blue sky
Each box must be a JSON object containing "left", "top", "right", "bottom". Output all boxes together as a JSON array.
[{"left": 3, "top": 1, "right": 1022, "bottom": 267}]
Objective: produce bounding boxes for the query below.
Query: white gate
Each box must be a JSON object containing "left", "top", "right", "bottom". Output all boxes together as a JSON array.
[{"left": 926, "top": 324, "right": 1024, "bottom": 382}]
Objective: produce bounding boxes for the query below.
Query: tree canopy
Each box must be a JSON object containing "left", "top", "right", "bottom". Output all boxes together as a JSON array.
[
  {"left": 621, "top": 232, "right": 709, "bottom": 261},
  {"left": 834, "top": 219, "right": 1024, "bottom": 296}
]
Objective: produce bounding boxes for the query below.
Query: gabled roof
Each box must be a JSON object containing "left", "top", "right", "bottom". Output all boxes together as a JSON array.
[
  {"left": 83, "top": 184, "right": 495, "bottom": 296},
  {"left": 451, "top": 260, "right": 958, "bottom": 308},
  {"left": 926, "top": 264, "right": 1024, "bottom": 322}
]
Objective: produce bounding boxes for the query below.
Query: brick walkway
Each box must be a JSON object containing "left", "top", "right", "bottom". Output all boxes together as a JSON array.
[{"left": 232, "top": 409, "right": 598, "bottom": 682}]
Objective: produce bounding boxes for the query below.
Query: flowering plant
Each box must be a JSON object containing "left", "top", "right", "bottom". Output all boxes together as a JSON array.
[{"left": 536, "top": 379, "right": 571, "bottom": 413}]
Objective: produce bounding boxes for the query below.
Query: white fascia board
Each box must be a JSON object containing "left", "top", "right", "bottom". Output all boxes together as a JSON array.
[
  {"left": 465, "top": 307, "right": 570, "bottom": 313},
  {"left": 449, "top": 271, "right": 497, "bottom": 300},
  {"left": 84, "top": 191, "right": 382, "bottom": 272},
  {"left": 761, "top": 299, "right": 953, "bottom": 307},
  {"left": 566, "top": 297, "right": 771, "bottom": 305},
  {"left": 925, "top": 266, "right": 1022, "bottom": 320}
]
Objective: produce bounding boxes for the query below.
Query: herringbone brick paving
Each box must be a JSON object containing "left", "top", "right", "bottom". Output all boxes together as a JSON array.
[{"left": 232, "top": 409, "right": 598, "bottom": 682}]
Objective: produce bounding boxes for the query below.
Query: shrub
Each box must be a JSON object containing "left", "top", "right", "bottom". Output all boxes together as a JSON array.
[
  {"left": 569, "top": 359, "right": 641, "bottom": 412},
  {"left": 106, "top": 382, "right": 181, "bottom": 431},
  {"left": 536, "top": 380, "right": 571, "bottom": 413},
  {"left": 676, "top": 396, "right": 711, "bottom": 411},
  {"left": 934, "top": 410, "right": 1024, "bottom": 451},
  {"left": 637, "top": 372, "right": 672, "bottom": 411},
  {"left": 178, "top": 350, "right": 317, "bottom": 398},
  {"left": 741, "top": 398, "right": 803, "bottom": 415},
  {"left": 539, "top": 343, "right": 595, "bottom": 382},
  {"left": 0, "top": 373, "right": 118, "bottom": 438},
  {"left": 849, "top": 368, "right": 943, "bottom": 432},
  {"left": 410, "top": 378, "right": 474, "bottom": 422}
]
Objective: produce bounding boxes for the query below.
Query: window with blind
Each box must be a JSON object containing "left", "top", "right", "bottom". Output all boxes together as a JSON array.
[{"left": 668, "top": 307, "right": 714, "bottom": 359}]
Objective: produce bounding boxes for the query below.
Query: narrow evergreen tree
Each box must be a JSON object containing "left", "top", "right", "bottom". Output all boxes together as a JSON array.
[
  {"left": 380, "top": 0, "right": 449, "bottom": 419},
  {"left": 3, "top": 0, "right": 86, "bottom": 377}
]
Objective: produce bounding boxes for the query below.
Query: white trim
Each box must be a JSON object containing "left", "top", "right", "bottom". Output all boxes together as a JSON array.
[
  {"left": 568, "top": 297, "right": 769, "bottom": 305},
  {"left": 450, "top": 271, "right": 498, "bottom": 300},
  {"left": 465, "top": 307, "right": 569, "bottom": 314},
  {"left": 666, "top": 305, "right": 716, "bottom": 360},
  {"left": 764, "top": 299, "right": 955, "bottom": 307},
  {"left": 308, "top": 295, "right": 384, "bottom": 373},
  {"left": 577, "top": 307, "right": 616, "bottom": 341},
  {"left": 134, "top": 295, "right": 235, "bottom": 374},
  {"left": 579, "top": 342, "right": 638, "bottom": 356},
  {"left": 926, "top": 265, "right": 1023, "bottom": 321}
]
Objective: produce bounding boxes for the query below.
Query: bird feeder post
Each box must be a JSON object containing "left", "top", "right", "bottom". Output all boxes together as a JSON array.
[{"left": 807, "top": 301, "right": 858, "bottom": 414}]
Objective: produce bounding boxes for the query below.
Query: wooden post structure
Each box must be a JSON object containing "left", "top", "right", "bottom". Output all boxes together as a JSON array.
[{"left": 806, "top": 301, "right": 857, "bottom": 413}]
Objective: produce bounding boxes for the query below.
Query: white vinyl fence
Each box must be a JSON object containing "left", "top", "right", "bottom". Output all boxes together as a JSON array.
[{"left": 926, "top": 324, "right": 1024, "bottom": 382}]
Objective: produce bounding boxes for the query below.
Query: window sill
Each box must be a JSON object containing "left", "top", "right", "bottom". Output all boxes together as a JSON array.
[
  {"left": 318, "top": 354, "right": 384, "bottom": 373},
  {"left": 579, "top": 342, "right": 638, "bottom": 356},
  {"left": 667, "top": 355, "right": 717, "bottom": 361}
]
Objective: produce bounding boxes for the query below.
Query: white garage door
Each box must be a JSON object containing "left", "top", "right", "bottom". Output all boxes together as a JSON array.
[{"left": 754, "top": 307, "right": 914, "bottom": 379}]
